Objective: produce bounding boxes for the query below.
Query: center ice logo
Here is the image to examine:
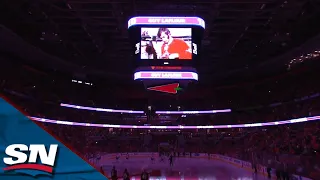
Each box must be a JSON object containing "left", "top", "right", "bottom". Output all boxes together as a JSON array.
[{"left": 3, "top": 144, "right": 58, "bottom": 176}]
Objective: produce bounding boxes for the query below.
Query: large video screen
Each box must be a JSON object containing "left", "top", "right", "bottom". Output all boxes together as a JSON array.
[{"left": 140, "top": 28, "right": 192, "bottom": 60}]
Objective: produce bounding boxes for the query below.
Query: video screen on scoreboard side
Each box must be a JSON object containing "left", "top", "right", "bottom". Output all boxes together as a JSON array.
[{"left": 140, "top": 27, "right": 192, "bottom": 60}]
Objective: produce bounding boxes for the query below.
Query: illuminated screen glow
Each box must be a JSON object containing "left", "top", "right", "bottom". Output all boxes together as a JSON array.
[
  {"left": 30, "top": 116, "right": 320, "bottom": 129},
  {"left": 141, "top": 28, "right": 192, "bottom": 60},
  {"left": 134, "top": 71, "right": 198, "bottom": 80},
  {"left": 60, "top": 103, "right": 230, "bottom": 114},
  {"left": 128, "top": 17, "right": 205, "bottom": 29}
]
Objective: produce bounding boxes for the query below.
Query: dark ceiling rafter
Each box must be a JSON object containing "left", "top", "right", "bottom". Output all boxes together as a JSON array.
[
  {"left": 51, "top": 2, "right": 106, "bottom": 53},
  {"left": 70, "top": 5, "right": 104, "bottom": 53},
  {"left": 41, "top": 4, "right": 89, "bottom": 62},
  {"left": 0, "top": 0, "right": 319, "bottom": 83},
  {"left": 229, "top": 3, "right": 265, "bottom": 53}
]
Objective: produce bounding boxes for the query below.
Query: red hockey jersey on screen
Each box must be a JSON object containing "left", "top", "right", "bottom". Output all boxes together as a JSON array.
[{"left": 161, "top": 39, "right": 192, "bottom": 59}]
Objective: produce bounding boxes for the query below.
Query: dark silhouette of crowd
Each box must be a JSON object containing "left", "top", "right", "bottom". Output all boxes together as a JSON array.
[{"left": 1, "top": 61, "right": 320, "bottom": 179}]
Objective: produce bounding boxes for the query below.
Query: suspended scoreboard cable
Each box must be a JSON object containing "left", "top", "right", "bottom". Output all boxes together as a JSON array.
[{"left": 128, "top": 16, "right": 205, "bottom": 94}]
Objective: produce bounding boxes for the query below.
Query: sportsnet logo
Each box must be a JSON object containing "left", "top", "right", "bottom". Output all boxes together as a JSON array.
[{"left": 3, "top": 144, "right": 58, "bottom": 175}]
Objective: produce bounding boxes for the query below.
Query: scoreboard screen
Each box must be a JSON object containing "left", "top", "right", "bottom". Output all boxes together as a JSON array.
[
  {"left": 128, "top": 16, "right": 205, "bottom": 83},
  {"left": 140, "top": 27, "right": 192, "bottom": 60},
  {"left": 128, "top": 16, "right": 205, "bottom": 67}
]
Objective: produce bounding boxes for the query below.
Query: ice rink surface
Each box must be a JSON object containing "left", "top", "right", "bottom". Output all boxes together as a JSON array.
[{"left": 100, "top": 155, "right": 269, "bottom": 180}]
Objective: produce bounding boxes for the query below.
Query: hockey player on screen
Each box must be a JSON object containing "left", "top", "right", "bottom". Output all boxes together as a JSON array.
[{"left": 157, "top": 28, "right": 192, "bottom": 59}]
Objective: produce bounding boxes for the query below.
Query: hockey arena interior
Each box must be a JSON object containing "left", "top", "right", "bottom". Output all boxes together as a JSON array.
[{"left": 1, "top": 0, "right": 320, "bottom": 179}]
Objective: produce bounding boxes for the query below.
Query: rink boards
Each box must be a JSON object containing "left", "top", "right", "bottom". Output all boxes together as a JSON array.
[{"left": 89, "top": 152, "right": 311, "bottom": 180}]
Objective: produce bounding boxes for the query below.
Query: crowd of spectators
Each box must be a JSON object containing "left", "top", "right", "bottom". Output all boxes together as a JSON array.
[
  {"left": 2, "top": 85, "right": 320, "bottom": 178},
  {"left": 3, "top": 88, "right": 319, "bottom": 128},
  {"left": 35, "top": 120, "right": 320, "bottom": 179},
  {"left": 1, "top": 60, "right": 320, "bottom": 179}
]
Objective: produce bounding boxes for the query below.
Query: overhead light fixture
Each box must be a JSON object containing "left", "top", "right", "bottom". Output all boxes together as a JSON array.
[{"left": 71, "top": 79, "right": 93, "bottom": 86}]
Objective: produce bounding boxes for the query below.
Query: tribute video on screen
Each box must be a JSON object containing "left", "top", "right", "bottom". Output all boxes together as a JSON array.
[{"left": 140, "top": 28, "right": 192, "bottom": 60}]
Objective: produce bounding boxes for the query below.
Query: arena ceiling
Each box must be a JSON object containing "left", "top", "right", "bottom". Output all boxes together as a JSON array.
[{"left": 1, "top": 0, "right": 320, "bottom": 85}]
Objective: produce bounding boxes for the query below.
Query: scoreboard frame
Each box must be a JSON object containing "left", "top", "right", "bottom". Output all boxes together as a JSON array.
[
  {"left": 128, "top": 16, "right": 205, "bottom": 67},
  {"left": 128, "top": 16, "right": 205, "bottom": 29}
]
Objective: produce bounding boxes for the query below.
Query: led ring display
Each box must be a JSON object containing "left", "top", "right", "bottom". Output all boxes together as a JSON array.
[{"left": 30, "top": 116, "right": 320, "bottom": 129}]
